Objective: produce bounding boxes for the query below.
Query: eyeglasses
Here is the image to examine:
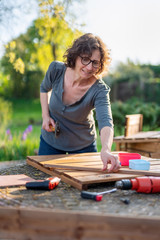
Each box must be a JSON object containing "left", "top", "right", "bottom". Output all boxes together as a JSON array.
[{"left": 79, "top": 56, "right": 100, "bottom": 69}]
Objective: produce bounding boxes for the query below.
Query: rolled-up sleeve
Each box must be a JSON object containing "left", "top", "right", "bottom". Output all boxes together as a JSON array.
[{"left": 94, "top": 84, "right": 113, "bottom": 131}]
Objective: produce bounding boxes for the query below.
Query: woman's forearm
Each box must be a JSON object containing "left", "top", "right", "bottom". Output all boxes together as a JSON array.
[
  {"left": 40, "top": 92, "right": 55, "bottom": 131},
  {"left": 40, "top": 92, "right": 50, "bottom": 119},
  {"left": 100, "top": 126, "right": 120, "bottom": 172},
  {"left": 100, "top": 126, "right": 113, "bottom": 152}
]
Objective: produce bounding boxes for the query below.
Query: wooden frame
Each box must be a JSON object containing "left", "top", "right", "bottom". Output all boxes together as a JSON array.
[
  {"left": 125, "top": 114, "right": 143, "bottom": 137},
  {"left": 27, "top": 153, "right": 160, "bottom": 190},
  {"left": 0, "top": 207, "right": 160, "bottom": 240}
]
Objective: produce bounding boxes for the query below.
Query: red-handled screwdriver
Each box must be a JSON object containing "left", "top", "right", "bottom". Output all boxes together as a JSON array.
[
  {"left": 81, "top": 188, "right": 117, "bottom": 201},
  {"left": 26, "top": 177, "right": 61, "bottom": 190}
]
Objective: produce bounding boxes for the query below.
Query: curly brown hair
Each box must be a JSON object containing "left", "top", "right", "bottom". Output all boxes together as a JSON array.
[{"left": 63, "top": 33, "right": 111, "bottom": 75}]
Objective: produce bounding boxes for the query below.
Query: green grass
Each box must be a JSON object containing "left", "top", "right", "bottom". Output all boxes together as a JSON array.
[
  {"left": 0, "top": 99, "right": 42, "bottom": 161},
  {"left": 10, "top": 98, "right": 42, "bottom": 127}
]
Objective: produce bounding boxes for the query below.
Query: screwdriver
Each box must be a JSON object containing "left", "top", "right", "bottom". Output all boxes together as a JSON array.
[
  {"left": 81, "top": 188, "right": 117, "bottom": 201},
  {"left": 26, "top": 177, "right": 61, "bottom": 190}
]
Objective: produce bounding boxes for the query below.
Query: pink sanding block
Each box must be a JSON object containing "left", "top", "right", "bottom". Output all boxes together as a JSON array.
[
  {"left": 0, "top": 174, "right": 34, "bottom": 187},
  {"left": 118, "top": 153, "right": 141, "bottom": 166}
]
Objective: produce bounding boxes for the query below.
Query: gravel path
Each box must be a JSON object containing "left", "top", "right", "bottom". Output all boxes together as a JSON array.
[{"left": 0, "top": 160, "right": 160, "bottom": 217}]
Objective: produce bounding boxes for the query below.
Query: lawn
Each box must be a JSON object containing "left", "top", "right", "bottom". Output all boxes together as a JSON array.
[{"left": 0, "top": 99, "right": 42, "bottom": 161}]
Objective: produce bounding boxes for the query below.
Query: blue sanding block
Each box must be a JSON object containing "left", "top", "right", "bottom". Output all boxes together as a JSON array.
[{"left": 129, "top": 159, "right": 150, "bottom": 171}]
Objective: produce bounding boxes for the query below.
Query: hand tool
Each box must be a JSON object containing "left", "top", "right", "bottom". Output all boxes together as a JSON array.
[
  {"left": 81, "top": 188, "right": 117, "bottom": 201},
  {"left": 115, "top": 176, "right": 160, "bottom": 193},
  {"left": 49, "top": 122, "right": 60, "bottom": 137},
  {"left": 26, "top": 177, "right": 61, "bottom": 190}
]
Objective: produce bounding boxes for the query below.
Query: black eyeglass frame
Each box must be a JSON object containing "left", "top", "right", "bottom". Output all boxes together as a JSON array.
[{"left": 79, "top": 56, "right": 101, "bottom": 69}]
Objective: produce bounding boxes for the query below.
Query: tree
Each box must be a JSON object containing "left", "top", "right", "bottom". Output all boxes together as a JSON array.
[
  {"left": 104, "top": 60, "right": 154, "bottom": 102},
  {"left": 0, "top": 0, "right": 83, "bottom": 98}
]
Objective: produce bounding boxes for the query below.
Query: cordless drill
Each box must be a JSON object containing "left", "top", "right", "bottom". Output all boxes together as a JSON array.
[{"left": 115, "top": 176, "right": 160, "bottom": 193}]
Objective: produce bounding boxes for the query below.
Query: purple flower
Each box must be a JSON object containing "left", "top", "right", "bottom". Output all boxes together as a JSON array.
[
  {"left": 6, "top": 129, "right": 11, "bottom": 135},
  {"left": 27, "top": 125, "right": 33, "bottom": 133},
  {"left": 6, "top": 129, "right": 12, "bottom": 140},
  {"left": 22, "top": 132, "right": 27, "bottom": 141}
]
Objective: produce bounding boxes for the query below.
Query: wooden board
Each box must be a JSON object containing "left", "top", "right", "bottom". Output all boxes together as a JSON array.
[
  {"left": 27, "top": 152, "right": 160, "bottom": 190},
  {"left": 113, "top": 131, "right": 160, "bottom": 157},
  {"left": 114, "top": 131, "right": 160, "bottom": 141},
  {"left": 0, "top": 174, "right": 34, "bottom": 188},
  {"left": 0, "top": 206, "right": 160, "bottom": 240}
]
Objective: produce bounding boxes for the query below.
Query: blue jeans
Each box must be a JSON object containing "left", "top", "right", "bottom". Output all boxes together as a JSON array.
[{"left": 38, "top": 135, "right": 97, "bottom": 155}]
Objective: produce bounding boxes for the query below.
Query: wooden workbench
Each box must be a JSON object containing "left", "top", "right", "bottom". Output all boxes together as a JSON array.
[{"left": 113, "top": 131, "right": 160, "bottom": 158}]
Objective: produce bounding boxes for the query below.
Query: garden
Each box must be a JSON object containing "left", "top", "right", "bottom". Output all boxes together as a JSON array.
[{"left": 1, "top": 0, "right": 160, "bottom": 162}]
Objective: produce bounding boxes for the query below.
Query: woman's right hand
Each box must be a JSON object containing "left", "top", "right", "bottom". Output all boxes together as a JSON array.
[{"left": 42, "top": 117, "right": 55, "bottom": 132}]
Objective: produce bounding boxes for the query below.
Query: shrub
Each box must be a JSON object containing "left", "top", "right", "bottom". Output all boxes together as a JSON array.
[
  {"left": 0, "top": 97, "right": 12, "bottom": 134},
  {"left": 111, "top": 98, "right": 160, "bottom": 135}
]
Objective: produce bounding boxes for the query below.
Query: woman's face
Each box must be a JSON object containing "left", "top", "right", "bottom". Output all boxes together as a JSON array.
[{"left": 75, "top": 49, "right": 101, "bottom": 79}]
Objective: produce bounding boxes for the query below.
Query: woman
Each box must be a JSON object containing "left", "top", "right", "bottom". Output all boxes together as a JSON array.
[{"left": 38, "top": 33, "right": 120, "bottom": 173}]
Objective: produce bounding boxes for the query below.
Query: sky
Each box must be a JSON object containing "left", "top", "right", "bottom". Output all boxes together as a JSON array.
[
  {"left": 1, "top": 0, "right": 160, "bottom": 68},
  {"left": 81, "top": 0, "right": 160, "bottom": 67}
]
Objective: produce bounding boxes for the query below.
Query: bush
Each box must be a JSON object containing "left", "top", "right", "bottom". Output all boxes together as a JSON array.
[
  {"left": 111, "top": 98, "right": 160, "bottom": 135},
  {"left": 0, "top": 97, "right": 12, "bottom": 134}
]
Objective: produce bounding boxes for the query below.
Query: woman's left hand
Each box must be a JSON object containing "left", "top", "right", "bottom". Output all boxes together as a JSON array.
[{"left": 100, "top": 149, "right": 121, "bottom": 172}]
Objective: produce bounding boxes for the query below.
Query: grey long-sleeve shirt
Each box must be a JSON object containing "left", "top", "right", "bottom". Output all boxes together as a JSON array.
[{"left": 40, "top": 61, "right": 113, "bottom": 151}]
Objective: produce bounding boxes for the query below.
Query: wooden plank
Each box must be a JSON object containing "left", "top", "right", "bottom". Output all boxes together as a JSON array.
[
  {"left": 114, "top": 131, "right": 160, "bottom": 142},
  {"left": 125, "top": 131, "right": 160, "bottom": 139},
  {"left": 114, "top": 138, "right": 160, "bottom": 143},
  {"left": 151, "top": 152, "right": 160, "bottom": 158},
  {"left": 74, "top": 173, "right": 141, "bottom": 185},
  {"left": 0, "top": 174, "right": 34, "bottom": 187},
  {"left": 0, "top": 207, "right": 160, "bottom": 240},
  {"left": 27, "top": 153, "right": 160, "bottom": 190},
  {"left": 127, "top": 142, "right": 160, "bottom": 152},
  {"left": 26, "top": 159, "right": 60, "bottom": 177},
  {"left": 119, "top": 169, "right": 160, "bottom": 176},
  {"left": 44, "top": 163, "right": 103, "bottom": 172}
]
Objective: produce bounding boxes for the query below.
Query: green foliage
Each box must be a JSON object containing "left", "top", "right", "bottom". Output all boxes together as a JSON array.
[
  {"left": 0, "top": 97, "right": 12, "bottom": 135},
  {"left": 111, "top": 98, "right": 160, "bottom": 136},
  {"left": 0, "top": 99, "right": 41, "bottom": 161},
  {"left": 1, "top": 30, "right": 44, "bottom": 98},
  {"left": 0, "top": 134, "right": 39, "bottom": 161},
  {"left": 141, "top": 64, "right": 160, "bottom": 79},
  {"left": 0, "top": 0, "right": 83, "bottom": 99},
  {"left": 104, "top": 60, "right": 160, "bottom": 103},
  {"left": 107, "top": 60, "right": 154, "bottom": 84},
  {"left": 10, "top": 99, "right": 42, "bottom": 127},
  {"left": 0, "top": 71, "right": 11, "bottom": 97}
]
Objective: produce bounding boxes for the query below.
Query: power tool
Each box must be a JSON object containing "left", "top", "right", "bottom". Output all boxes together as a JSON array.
[
  {"left": 115, "top": 176, "right": 160, "bottom": 193},
  {"left": 26, "top": 177, "right": 61, "bottom": 190}
]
